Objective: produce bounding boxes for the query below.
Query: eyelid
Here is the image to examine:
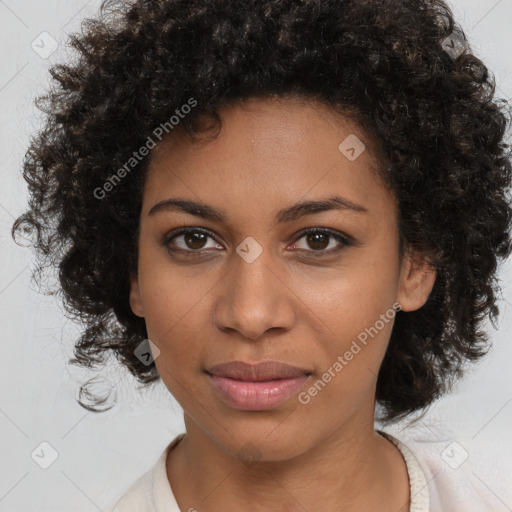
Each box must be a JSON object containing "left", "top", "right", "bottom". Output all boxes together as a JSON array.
[
  {"left": 292, "top": 227, "right": 353, "bottom": 246},
  {"left": 163, "top": 226, "right": 221, "bottom": 249}
]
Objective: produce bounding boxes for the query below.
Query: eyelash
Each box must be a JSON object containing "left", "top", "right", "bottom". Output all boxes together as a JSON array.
[{"left": 163, "top": 227, "right": 353, "bottom": 258}]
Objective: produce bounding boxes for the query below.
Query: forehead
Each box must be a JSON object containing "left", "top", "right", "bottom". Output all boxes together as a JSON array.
[{"left": 143, "top": 96, "right": 394, "bottom": 222}]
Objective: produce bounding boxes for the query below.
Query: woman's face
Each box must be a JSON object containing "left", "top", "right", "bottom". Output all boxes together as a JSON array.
[{"left": 130, "top": 96, "right": 435, "bottom": 461}]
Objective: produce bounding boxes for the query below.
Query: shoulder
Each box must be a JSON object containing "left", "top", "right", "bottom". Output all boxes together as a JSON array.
[
  {"left": 110, "top": 468, "right": 156, "bottom": 512},
  {"left": 379, "top": 424, "right": 506, "bottom": 512},
  {"left": 109, "top": 433, "right": 185, "bottom": 512}
]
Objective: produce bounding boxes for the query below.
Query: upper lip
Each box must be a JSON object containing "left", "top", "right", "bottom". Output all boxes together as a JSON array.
[{"left": 206, "top": 360, "right": 311, "bottom": 381}]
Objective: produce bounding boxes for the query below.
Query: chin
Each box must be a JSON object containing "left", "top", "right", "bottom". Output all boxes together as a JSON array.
[{"left": 210, "top": 421, "right": 313, "bottom": 464}]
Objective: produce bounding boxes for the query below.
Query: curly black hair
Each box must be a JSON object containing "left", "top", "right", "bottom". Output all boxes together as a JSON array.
[{"left": 12, "top": 0, "right": 512, "bottom": 423}]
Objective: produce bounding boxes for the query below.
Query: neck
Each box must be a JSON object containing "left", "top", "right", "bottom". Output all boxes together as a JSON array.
[{"left": 166, "top": 415, "right": 410, "bottom": 512}]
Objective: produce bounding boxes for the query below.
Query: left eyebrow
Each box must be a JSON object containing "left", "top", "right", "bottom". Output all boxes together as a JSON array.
[{"left": 148, "top": 196, "right": 369, "bottom": 224}]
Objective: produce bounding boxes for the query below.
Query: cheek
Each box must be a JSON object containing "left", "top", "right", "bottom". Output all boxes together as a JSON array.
[
  {"left": 137, "top": 245, "right": 215, "bottom": 340},
  {"left": 141, "top": 278, "right": 208, "bottom": 400},
  {"left": 290, "top": 253, "right": 399, "bottom": 380},
  {"left": 294, "top": 255, "right": 398, "bottom": 337},
  {"left": 135, "top": 266, "right": 214, "bottom": 397},
  {"left": 298, "top": 287, "right": 397, "bottom": 415}
]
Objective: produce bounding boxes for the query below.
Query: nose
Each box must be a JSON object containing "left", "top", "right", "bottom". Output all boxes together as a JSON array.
[{"left": 213, "top": 243, "right": 296, "bottom": 342}]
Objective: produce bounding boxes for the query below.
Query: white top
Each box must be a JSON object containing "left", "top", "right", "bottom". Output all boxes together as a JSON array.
[{"left": 110, "top": 429, "right": 501, "bottom": 512}]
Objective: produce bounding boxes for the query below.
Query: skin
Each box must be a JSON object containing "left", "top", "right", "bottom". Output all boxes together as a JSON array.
[{"left": 129, "top": 95, "right": 437, "bottom": 512}]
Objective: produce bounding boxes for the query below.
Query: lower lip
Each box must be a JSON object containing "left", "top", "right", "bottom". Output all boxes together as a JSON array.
[{"left": 208, "top": 374, "right": 309, "bottom": 410}]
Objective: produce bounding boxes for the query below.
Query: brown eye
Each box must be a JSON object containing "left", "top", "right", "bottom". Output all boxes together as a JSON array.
[
  {"left": 164, "top": 228, "right": 222, "bottom": 253},
  {"left": 305, "top": 232, "right": 330, "bottom": 250},
  {"left": 181, "top": 231, "right": 208, "bottom": 250},
  {"left": 163, "top": 227, "right": 352, "bottom": 258},
  {"left": 290, "top": 228, "right": 352, "bottom": 256}
]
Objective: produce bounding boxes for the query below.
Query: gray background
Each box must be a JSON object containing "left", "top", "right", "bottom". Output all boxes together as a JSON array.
[{"left": 0, "top": 0, "right": 511, "bottom": 510}]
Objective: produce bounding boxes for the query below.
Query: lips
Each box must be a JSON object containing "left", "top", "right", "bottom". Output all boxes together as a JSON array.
[
  {"left": 205, "top": 360, "right": 312, "bottom": 410},
  {"left": 206, "top": 360, "right": 311, "bottom": 381}
]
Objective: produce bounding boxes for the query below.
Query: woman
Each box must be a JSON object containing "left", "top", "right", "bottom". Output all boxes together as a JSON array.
[{"left": 13, "top": 0, "right": 512, "bottom": 510}]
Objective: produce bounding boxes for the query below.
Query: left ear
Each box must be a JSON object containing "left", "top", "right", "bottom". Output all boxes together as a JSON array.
[
  {"left": 396, "top": 248, "right": 437, "bottom": 312},
  {"left": 129, "top": 271, "right": 145, "bottom": 318}
]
